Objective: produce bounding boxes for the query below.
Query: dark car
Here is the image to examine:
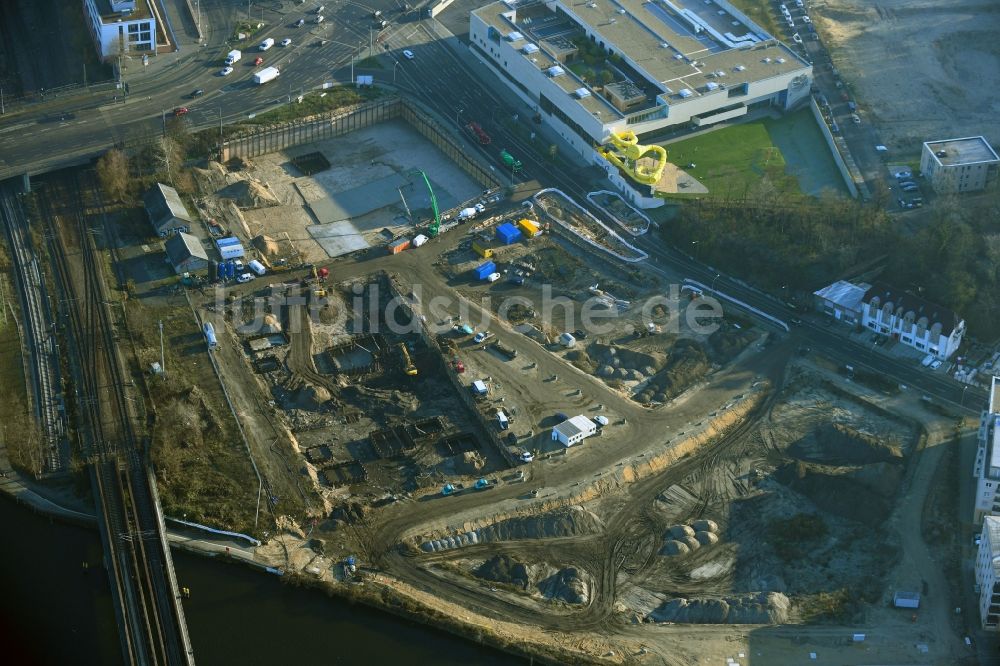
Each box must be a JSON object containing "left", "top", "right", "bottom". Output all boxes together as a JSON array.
[{"left": 189, "top": 89, "right": 204, "bottom": 98}]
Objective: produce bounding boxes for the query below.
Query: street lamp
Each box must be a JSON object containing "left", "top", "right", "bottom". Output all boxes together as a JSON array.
[
  {"left": 456, "top": 106, "right": 464, "bottom": 126},
  {"left": 711, "top": 273, "right": 721, "bottom": 292}
]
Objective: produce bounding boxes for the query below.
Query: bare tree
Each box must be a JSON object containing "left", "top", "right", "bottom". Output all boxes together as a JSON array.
[{"left": 96, "top": 148, "right": 130, "bottom": 203}]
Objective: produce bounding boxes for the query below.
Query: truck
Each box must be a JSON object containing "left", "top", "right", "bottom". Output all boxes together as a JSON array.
[
  {"left": 253, "top": 66, "right": 280, "bottom": 85},
  {"left": 248, "top": 259, "right": 266, "bottom": 276},
  {"left": 259, "top": 37, "right": 274, "bottom": 51},
  {"left": 492, "top": 340, "right": 518, "bottom": 359},
  {"left": 457, "top": 207, "right": 479, "bottom": 222},
  {"left": 500, "top": 149, "right": 522, "bottom": 171},
  {"left": 203, "top": 322, "right": 218, "bottom": 349},
  {"left": 225, "top": 49, "right": 241, "bottom": 65}
]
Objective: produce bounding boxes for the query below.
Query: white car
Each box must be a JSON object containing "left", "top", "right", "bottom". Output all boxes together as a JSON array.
[
  {"left": 281, "top": 38, "right": 292, "bottom": 47},
  {"left": 220, "top": 66, "right": 234, "bottom": 76},
  {"left": 296, "top": 18, "right": 305, "bottom": 27},
  {"left": 801, "top": 15, "right": 811, "bottom": 23},
  {"left": 236, "top": 273, "right": 255, "bottom": 283},
  {"left": 594, "top": 415, "right": 610, "bottom": 426},
  {"left": 403, "top": 49, "right": 415, "bottom": 60},
  {"left": 930, "top": 359, "right": 943, "bottom": 370},
  {"left": 473, "top": 331, "right": 491, "bottom": 343},
  {"left": 519, "top": 451, "right": 534, "bottom": 463}
]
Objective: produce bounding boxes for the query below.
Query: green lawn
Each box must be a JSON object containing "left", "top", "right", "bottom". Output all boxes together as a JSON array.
[{"left": 662, "top": 109, "right": 847, "bottom": 199}]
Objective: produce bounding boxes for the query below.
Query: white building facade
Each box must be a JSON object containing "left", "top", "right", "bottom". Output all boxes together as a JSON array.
[
  {"left": 975, "top": 514, "right": 1000, "bottom": 630},
  {"left": 920, "top": 136, "right": 999, "bottom": 194},
  {"left": 469, "top": 0, "right": 812, "bottom": 159},
  {"left": 860, "top": 282, "right": 964, "bottom": 360},
  {"left": 84, "top": 0, "right": 157, "bottom": 59},
  {"left": 973, "top": 377, "right": 1000, "bottom": 525}
]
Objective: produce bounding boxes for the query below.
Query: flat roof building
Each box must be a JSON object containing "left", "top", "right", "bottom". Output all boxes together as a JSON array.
[
  {"left": 84, "top": 0, "right": 157, "bottom": 59},
  {"left": 919, "top": 136, "right": 999, "bottom": 194},
  {"left": 470, "top": 0, "right": 812, "bottom": 159},
  {"left": 813, "top": 280, "right": 870, "bottom": 325},
  {"left": 552, "top": 415, "right": 597, "bottom": 447}
]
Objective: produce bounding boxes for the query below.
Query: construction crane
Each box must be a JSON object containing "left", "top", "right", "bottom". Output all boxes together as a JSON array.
[
  {"left": 410, "top": 169, "right": 441, "bottom": 237},
  {"left": 398, "top": 342, "right": 418, "bottom": 376}
]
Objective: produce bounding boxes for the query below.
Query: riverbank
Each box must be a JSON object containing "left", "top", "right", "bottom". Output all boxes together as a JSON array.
[{"left": 0, "top": 466, "right": 573, "bottom": 664}]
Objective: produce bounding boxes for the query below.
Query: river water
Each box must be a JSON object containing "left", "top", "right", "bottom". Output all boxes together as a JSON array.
[{"left": 0, "top": 497, "right": 521, "bottom": 665}]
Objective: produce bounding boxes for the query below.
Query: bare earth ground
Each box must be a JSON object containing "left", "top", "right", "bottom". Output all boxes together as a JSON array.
[{"left": 818, "top": 0, "right": 1000, "bottom": 152}]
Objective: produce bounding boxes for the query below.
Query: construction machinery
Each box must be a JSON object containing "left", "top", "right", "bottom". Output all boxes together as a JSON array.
[
  {"left": 398, "top": 342, "right": 417, "bottom": 376},
  {"left": 597, "top": 130, "right": 668, "bottom": 186},
  {"left": 410, "top": 170, "right": 441, "bottom": 237},
  {"left": 500, "top": 149, "right": 522, "bottom": 172}
]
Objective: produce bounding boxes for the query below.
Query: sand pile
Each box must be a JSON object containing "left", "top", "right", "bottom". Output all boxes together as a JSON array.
[
  {"left": 218, "top": 179, "right": 280, "bottom": 209},
  {"left": 649, "top": 592, "right": 790, "bottom": 624}
]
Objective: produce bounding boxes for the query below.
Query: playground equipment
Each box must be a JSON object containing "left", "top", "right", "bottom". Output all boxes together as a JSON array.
[
  {"left": 597, "top": 130, "right": 668, "bottom": 186},
  {"left": 410, "top": 169, "right": 442, "bottom": 236}
]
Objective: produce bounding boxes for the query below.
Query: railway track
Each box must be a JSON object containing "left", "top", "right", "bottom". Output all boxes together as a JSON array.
[
  {"left": 0, "top": 184, "right": 66, "bottom": 473},
  {"left": 34, "top": 170, "right": 194, "bottom": 666}
]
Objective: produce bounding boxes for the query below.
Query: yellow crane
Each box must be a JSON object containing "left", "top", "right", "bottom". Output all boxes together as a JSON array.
[{"left": 398, "top": 343, "right": 417, "bottom": 376}]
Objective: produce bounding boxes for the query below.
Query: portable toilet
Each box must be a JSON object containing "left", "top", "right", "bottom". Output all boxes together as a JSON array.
[
  {"left": 225, "top": 261, "right": 236, "bottom": 279},
  {"left": 559, "top": 332, "right": 577, "bottom": 348},
  {"left": 216, "top": 261, "right": 226, "bottom": 280},
  {"left": 474, "top": 261, "right": 497, "bottom": 280},
  {"left": 495, "top": 222, "right": 522, "bottom": 245}
]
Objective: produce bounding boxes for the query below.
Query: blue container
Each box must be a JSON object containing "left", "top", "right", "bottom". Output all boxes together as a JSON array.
[
  {"left": 216, "top": 261, "right": 225, "bottom": 280},
  {"left": 495, "top": 222, "right": 522, "bottom": 245},
  {"left": 474, "top": 261, "right": 496, "bottom": 280},
  {"left": 225, "top": 261, "right": 236, "bottom": 279}
]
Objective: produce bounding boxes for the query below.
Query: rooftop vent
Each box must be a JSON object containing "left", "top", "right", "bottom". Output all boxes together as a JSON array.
[
  {"left": 715, "top": 70, "right": 726, "bottom": 77},
  {"left": 506, "top": 31, "right": 523, "bottom": 41},
  {"left": 547, "top": 65, "right": 565, "bottom": 77},
  {"left": 522, "top": 43, "right": 539, "bottom": 54},
  {"left": 678, "top": 88, "right": 693, "bottom": 98},
  {"left": 762, "top": 57, "right": 772, "bottom": 63},
  {"left": 660, "top": 42, "right": 670, "bottom": 48},
  {"left": 734, "top": 64, "right": 746, "bottom": 71},
  {"left": 674, "top": 53, "right": 684, "bottom": 60},
  {"left": 574, "top": 88, "right": 592, "bottom": 99},
  {"left": 618, "top": 8, "right": 626, "bottom": 14},
  {"left": 776, "top": 57, "right": 786, "bottom": 63},
  {"left": 706, "top": 81, "right": 719, "bottom": 91}
]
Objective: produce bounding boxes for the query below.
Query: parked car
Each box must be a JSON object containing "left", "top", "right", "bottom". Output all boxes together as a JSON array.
[
  {"left": 236, "top": 273, "right": 254, "bottom": 283},
  {"left": 473, "top": 331, "right": 491, "bottom": 343},
  {"left": 902, "top": 184, "right": 919, "bottom": 193},
  {"left": 930, "top": 359, "right": 942, "bottom": 370},
  {"left": 895, "top": 170, "right": 913, "bottom": 179},
  {"left": 519, "top": 451, "right": 534, "bottom": 463}
]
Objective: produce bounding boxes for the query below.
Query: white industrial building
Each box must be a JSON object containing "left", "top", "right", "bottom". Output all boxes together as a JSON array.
[
  {"left": 469, "top": 0, "right": 812, "bottom": 159},
  {"left": 919, "top": 136, "right": 999, "bottom": 194},
  {"left": 973, "top": 377, "right": 1000, "bottom": 525},
  {"left": 84, "top": 0, "right": 157, "bottom": 59},
  {"left": 975, "top": 514, "right": 1000, "bottom": 630},
  {"left": 860, "top": 282, "right": 965, "bottom": 360},
  {"left": 552, "top": 415, "right": 597, "bottom": 446}
]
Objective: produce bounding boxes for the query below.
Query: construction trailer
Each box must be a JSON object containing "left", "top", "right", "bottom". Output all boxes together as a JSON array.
[
  {"left": 516, "top": 219, "right": 540, "bottom": 237},
  {"left": 474, "top": 261, "right": 497, "bottom": 280},
  {"left": 388, "top": 238, "right": 411, "bottom": 254},
  {"left": 495, "top": 222, "right": 522, "bottom": 245}
]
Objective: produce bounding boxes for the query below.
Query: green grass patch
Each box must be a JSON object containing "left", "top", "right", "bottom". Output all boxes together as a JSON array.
[
  {"left": 246, "top": 87, "right": 383, "bottom": 125},
  {"left": 661, "top": 109, "right": 847, "bottom": 199},
  {"left": 357, "top": 56, "right": 383, "bottom": 69},
  {"left": 726, "top": 0, "right": 784, "bottom": 41}
]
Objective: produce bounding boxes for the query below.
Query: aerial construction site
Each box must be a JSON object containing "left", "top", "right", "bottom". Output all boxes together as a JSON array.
[{"left": 0, "top": 91, "right": 976, "bottom": 666}]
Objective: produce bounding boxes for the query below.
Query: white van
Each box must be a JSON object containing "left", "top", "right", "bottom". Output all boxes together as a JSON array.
[
  {"left": 496, "top": 412, "right": 509, "bottom": 430},
  {"left": 412, "top": 234, "right": 428, "bottom": 247},
  {"left": 248, "top": 259, "right": 266, "bottom": 276},
  {"left": 259, "top": 38, "right": 274, "bottom": 51}
]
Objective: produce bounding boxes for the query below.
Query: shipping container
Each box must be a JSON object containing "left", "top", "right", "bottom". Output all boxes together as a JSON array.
[
  {"left": 216, "top": 237, "right": 246, "bottom": 260},
  {"left": 516, "top": 219, "right": 540, "bottom": 237},
  {"left": 474, "top": 261, "right": 496, "bottom": 280},
  {"left": 495, "top": 222, "right": 522, "bottom": 245},
  {"left": 471, "top": 241, "right": 493, "bottom": 258},
  {"left": 387, "top": 238, "right": 411, "bottom": 254}
]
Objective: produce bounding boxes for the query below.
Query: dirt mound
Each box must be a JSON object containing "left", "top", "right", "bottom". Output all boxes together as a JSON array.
[
  {"left": 635, "top": 339, "right": 709, "bottom": 403},
  {"left": 693, "top": 519, "right": 719, "bottom": 533},
  {"left": 252, "top": 234, "right": 283, "bottom": 257},
  {"left": 668, "top": 524, "right": 696, "bottom": 539},
  {"left": 708, "top": 327, "right": 756, "bottom": 363},
  {"left": 588, "top": 343, "right": 664, "bottom": 378},
  {"left": 538, "top": 567, "right": 589, "bottom": 604},
  {"left": 218, "top": 179, "right": 280, "bottom": 209},
  {"left": 695, "top": 531, "right": 719, "bottom": 545},
  {"left": 791, "top": 423, "right": 903, "bottom": 465},
  {"left": 773, "top": 461, "right": 893, "bottom": 526},
  {"left": 475, "top": 555, "right": 530, "bottom": 589},
  {"left": 479, "top": 506, "right": 604, "bottom": 542},
  {"left": 286, "top": 379, "right": 332, "bottom": 412},
  {"left": 649, "top": 592, "right": 790, "bottom": 624},
  {"left": 191, "top": 160, "right": 229, "bottom": 194},
  {"left": 565, "top": 349, "right": 596, "bottom": 374},
  {"left": 157, "top": 386, "right": 220, "bottom": 449},
  {"left": 679, "top": 535, "right": 701, "bottom": 551},
  {"left": 661, "top": 540, "right": 690, "bottom": 556}
]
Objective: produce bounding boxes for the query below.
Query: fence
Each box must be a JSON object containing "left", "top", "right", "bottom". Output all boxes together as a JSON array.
[{"left": 221, "top": 96, "right": 502, "bottom": 190}]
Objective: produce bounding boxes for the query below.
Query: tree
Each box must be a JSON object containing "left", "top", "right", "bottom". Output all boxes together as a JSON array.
[{"left": 96, "top": 148, "right": 130, "bottom": 203}]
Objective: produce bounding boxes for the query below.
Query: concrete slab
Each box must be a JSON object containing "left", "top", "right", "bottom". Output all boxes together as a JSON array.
[
  {"left": 307, "top": 221, "right": 370, "bottom": 257},
  {"left": 307, "top": 172, "right": 461, "bottom": 227}
]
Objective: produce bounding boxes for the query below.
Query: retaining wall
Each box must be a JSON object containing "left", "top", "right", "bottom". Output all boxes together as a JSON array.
[{"left": 809, "top": 97, "right": 860, "bottom": 199}]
